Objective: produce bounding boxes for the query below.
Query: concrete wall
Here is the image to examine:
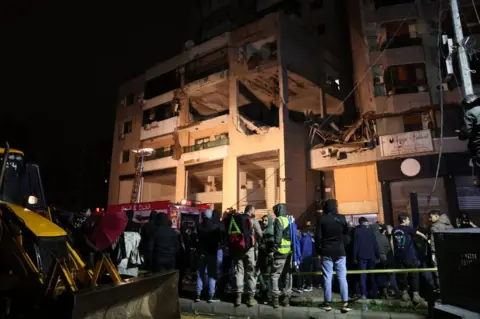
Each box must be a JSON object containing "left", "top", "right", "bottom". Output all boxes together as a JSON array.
[
  {"left": 142, "top": 182, "right": 176, "bottom": 202},
  {"left": 109, "top": 75, "right": 145, "bottom": 205}
]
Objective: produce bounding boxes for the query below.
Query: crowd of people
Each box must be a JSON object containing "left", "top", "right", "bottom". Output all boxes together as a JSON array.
[{"left": 67, "top": 199, "right": 477, "bottom": 313}]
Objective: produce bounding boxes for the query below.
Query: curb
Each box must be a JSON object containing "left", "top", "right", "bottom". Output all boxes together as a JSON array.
[{"left": 179, "top": 298, "right": 427, "bottom": 319}]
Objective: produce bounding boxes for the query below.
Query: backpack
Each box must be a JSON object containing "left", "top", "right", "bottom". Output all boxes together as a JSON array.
[{"left": 227, "top": 214, "right": 253, "bottom": 252}]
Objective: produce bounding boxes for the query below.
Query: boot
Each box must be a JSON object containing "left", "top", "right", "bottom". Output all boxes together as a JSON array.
[
  {"left": 412, "top": 292, "right": 425, "bottom": 304},
  {"left": 401, "top": 290, "right": 411, "bottom": 302},
  {"left": 282, "top": 295, "right": 290, "bottom": 307},
  {"left": 272, "top": 296, "right": 280, "bottom": 308},
  {"left": 246, "top": 294, "right": 257, "bottom": 307},
  {"left": 234, "top": 293, "right": 242, "bottom": 307}
]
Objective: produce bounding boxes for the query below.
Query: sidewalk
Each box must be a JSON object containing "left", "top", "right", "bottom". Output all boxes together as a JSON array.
[
  {"left": 289, "top": 288, "right": 428, "bottom": 309},
  {"left": 179, "top": 298, "right": 427, "bottom": 319}
]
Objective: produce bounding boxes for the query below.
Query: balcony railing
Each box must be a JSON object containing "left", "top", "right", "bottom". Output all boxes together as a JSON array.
[
  {"left": 144, "top": 148, "right": 173, "bottom": 162},
  {"left": 183, "top": 138, "right": 229, "bottom": 153}
]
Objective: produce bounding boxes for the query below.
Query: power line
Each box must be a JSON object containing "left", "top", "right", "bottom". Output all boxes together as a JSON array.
[
  {"left": 225, "top": 3, "right": 418, "bottom": 211},
  {"left": 427, "top": 0, "right": 445, "bottom": 205}
]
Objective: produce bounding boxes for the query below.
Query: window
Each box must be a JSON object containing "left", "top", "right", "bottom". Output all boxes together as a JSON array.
[
  {"left": 123, "top": 121, "right": 133, "bottom": 134},
  {"left": 403, "top": 113, "right": 423, "bottom": 132},
  {"left": 121, "top": 150, "right": 130, "bottom": 164},
  {"left": 144, "top": 69, "right": 180, "bottom": 99},
  {"left": 215, "top": 133, "right": 228, "bottom": 140},
  {"left": 125, "top": 93, "right": 135, "bottom": 106},
  {"left": 376, "top": 20, "right": 422, "bottom": 50},
  {"left": 195, "top": 137, "right": 210, "bottom": 145},
  {"left": 384, "top": 63, "right": 428, "bottom": 95},
  {"left": 142, "top": 102, "right": 176, "bottom": 126},
  {"left": 317, "top": 24, "right": 325, "bottom": 36},
  {"left": 310, "top": 0, "right": 323, "bottom": 9}
]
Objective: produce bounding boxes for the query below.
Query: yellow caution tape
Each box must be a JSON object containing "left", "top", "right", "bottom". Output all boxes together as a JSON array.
[{"left": 294, "top": 268, "right": 437, "bottom": 276}]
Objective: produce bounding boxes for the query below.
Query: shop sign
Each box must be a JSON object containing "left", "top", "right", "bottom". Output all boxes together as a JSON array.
[{"left": 380, "top": 129, "right": 434, "bottom": 157}]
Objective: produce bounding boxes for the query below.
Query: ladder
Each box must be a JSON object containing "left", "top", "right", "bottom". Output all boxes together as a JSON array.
[{"left": 130, "top": 148, "right": 155, "bottom": 203}]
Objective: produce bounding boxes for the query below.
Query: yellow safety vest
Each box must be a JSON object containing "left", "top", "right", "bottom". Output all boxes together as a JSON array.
[{"left": 277, "top": 216, "right": 291, "bottom": 255}]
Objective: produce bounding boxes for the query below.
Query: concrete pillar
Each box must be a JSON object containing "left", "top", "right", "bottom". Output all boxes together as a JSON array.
[
  {"left": 175, "top": 164, "right": 186, "bottom": 203},
  {"left": 222, "top": 156, "right": 238, "bottom": 211},
  {"left": 265, "top": 167, "right": 277, "bottom": 210}
]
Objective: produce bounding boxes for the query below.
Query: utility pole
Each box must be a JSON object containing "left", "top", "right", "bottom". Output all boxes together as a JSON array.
[{"left": 450, "top": 0, "right": 474, "bottom": 96}]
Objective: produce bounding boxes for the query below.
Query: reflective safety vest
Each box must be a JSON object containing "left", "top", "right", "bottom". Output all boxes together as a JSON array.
[{"left": 277, "top": 216, "right": 291, "bottom": 255}]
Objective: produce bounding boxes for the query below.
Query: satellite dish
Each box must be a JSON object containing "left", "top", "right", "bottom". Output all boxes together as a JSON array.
[{"left": 184, "top": 40, "right": 195, "bottom": 51}]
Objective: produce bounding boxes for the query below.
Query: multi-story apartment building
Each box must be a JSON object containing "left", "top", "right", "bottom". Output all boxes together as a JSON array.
[
  {"left": 310, "top": 0, "right": 480, "bottom": 226},
  {"left": 108, "top": 8, "right": 354, "bottom": 218}
]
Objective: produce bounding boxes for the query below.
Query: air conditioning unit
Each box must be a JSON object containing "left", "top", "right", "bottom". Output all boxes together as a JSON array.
[{"left": 119, "top": 132, "right": 125, "bottom": 140}]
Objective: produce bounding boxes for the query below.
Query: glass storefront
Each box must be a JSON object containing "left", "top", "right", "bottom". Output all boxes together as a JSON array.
[{"left": 390, "top": 177, "right": 448, "bottom": 227}]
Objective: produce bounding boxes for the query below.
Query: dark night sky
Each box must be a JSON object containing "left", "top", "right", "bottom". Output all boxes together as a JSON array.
[{"left": 0, "top": 1, "right": 190, "bottom": 209}]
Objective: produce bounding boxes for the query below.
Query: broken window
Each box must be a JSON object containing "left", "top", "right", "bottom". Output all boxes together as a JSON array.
[
  {"left": 377, "top": 19, "right": 421, "bottom": 50},
  {"left": 123, "top": 121, "right": 133, "bottom": 134},
  {"left": 374, "top": 0, "right": 413, "bottom": 9},
  {"left": 384, "top": 63, "right": 428, "bottom": 95},
  {"left": 185, "top": 47, "right": 229, "bottom": 84},
  {"left": 121, "top": 150, "right": 130, "bottom": 164},
  {"left": 125, "top": 93, "right": 135, "bottom": 106},
  {"left": 142, "top": 103, "right": 176, "bottom": 127},
  {"left": 144, "top": 69, "right": 179, "bottom": 99}
]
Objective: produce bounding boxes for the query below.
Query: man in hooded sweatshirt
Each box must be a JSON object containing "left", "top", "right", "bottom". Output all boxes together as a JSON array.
[
  {"left": 271, "top": 204, "right": 292, "bottom": 308},
  {"left": 315, "top": 199, "right": 350, "bottom": 312},
  {"left": 148, "top": 213, "right": 179, "bottom": 273}
]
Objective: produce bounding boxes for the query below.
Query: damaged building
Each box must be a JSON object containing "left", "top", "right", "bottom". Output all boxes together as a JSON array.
[
  {"left": 309, "top": 0, "right": 480, "bottom": 226},
  {"left": 109, "top": 5, "right": 355, "bottom": 218}
]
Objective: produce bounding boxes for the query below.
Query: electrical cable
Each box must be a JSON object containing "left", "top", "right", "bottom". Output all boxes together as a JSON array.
[
  {"left": 472, "top": 0, "right": 480, "bottom": 27},
  {"left": 425, "top": 0, "right": 445, "bottom": 212}
]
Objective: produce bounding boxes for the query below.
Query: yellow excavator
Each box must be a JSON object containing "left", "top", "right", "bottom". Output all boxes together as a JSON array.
[{"left": 0, "top": 143, "right": 180, "bottom": 318}]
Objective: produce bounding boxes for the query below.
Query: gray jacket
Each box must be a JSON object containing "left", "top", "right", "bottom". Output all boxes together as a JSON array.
[
  {"left": 460, "top": 105, "right": 480, "bottom": 156},
  {"left": 430, "top": 214, "right": 453, "bottom": 252}
]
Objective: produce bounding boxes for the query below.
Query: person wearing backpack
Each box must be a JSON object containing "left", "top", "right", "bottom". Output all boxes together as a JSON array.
[
  {"left": 271, "top": 204, "right": 293, "bottom": 308},
  {"left": 226, "top": 205, "right": 262, "bottom": 307}
]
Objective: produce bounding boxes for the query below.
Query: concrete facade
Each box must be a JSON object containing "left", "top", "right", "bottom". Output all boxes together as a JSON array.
[
  {"left": 108, "top": 12, "right": 353, "bottom": 217},
  {"left": 309, "top": 0, "right": 480, "bottom": 225}
]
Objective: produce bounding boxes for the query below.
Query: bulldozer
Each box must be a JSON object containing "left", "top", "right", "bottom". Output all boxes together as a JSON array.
[{"left": 0, "top": 143, "right": 180, "bottom": 319}]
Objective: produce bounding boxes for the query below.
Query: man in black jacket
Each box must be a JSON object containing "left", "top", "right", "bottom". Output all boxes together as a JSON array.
[
  {"left": 315, "top": 199, "right": 350, "bottom": 312},
  {"left": 195, "top": 209, "right": 222, "bottom": 303},
  {"left": 147, "top": 213, "right": 179, "bottom": 273}
]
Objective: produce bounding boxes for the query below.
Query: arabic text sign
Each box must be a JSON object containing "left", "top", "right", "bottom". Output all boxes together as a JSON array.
[{"left": 380, "top": 129, "right": 434, "bottom": 157}]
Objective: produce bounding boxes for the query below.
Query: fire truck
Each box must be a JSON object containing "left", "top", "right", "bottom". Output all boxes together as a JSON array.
[{"left": 106, "top": 200, "right": 211, "bottom": 229}]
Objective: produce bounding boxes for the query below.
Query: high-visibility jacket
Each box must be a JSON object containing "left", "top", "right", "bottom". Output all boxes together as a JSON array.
[{"left": 277, "top": 216, "right": 291, "bottom": 255}]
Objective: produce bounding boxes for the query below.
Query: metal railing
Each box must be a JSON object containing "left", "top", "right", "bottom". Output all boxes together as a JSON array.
[
  {"left": 183, "top": 138, "right": 229, "bottom": 153},
  {"left": 143, "top": 148, "right": 173, "bottom": 162}
]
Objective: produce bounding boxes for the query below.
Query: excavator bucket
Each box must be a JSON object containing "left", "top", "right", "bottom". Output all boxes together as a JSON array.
[{"left": 59, "top": 271, "right": 180, "bottom": 319}]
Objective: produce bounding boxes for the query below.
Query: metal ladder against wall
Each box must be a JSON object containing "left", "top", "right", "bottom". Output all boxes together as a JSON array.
[{"left": 130, "top": 148, "right": 155, "bottom": 204}]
